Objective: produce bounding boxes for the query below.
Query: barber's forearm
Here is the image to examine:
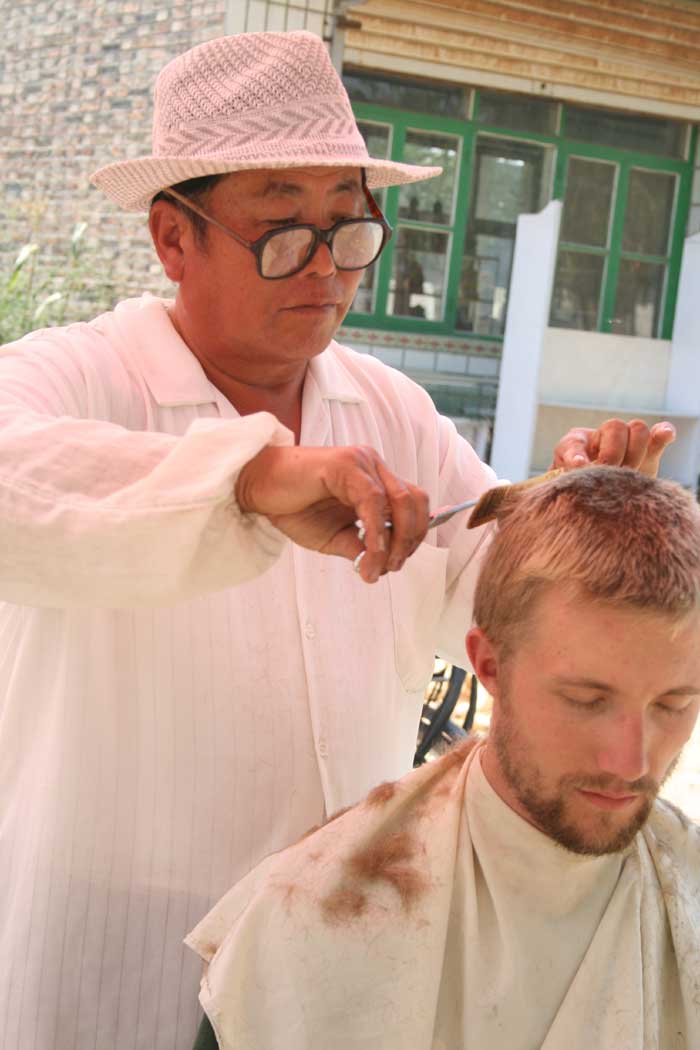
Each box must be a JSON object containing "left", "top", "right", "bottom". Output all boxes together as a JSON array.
[{"left": 0, "top": 407, "right": 293, "bottom": 607}]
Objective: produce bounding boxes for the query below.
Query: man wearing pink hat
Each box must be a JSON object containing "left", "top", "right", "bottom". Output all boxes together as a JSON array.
[{"left": 0, "top": 30, "right": 674, "bottom": 1050}]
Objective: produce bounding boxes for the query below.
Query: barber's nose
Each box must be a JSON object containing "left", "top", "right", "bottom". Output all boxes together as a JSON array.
[
  {"left": 596, "top": 714, "right": 649, "bottom": 783},
  {"left": 305, "top": 240, "right": 337, "bottom": 277}
]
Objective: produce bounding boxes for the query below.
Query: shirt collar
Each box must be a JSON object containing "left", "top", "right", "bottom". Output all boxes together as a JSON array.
[
  {"left": 112, "top": 295, "right": 218, "bottom": 407},
  {"left": 114, "top": 295, "right": 367, "bottom": 410}
]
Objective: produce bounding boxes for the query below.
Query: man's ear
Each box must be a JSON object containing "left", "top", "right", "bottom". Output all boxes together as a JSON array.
[
  {"left": 466, "top": 627, "right": 501, "bottom": 699},
  {"left": 148, "top": 201, "right": 189, "bottom": 283}
]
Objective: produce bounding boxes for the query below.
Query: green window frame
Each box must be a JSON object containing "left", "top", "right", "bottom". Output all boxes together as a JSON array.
[
  {"left": 550, "top": 137, "right": 693, "bottom": 339},
  {"left": 352, "top": 105, "right": 477, "bottom": 338},
  {"left": 348, "top": 91, "right": 694, "bottom": 343}
]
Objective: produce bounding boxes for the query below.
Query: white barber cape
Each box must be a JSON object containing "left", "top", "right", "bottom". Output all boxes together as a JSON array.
[
  {"left": 0, "top": 295, "right": 495, "bottom": 1050},
  {"left": 188, "top": 739, "right": 700, "bottom": 1050}
]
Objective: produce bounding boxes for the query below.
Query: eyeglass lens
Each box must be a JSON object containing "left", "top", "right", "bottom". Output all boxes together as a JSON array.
[{"left": 260, "top": 221, "right": 385, "bottom": 278}]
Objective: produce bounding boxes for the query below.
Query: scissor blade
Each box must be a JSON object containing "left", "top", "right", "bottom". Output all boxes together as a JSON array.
[{"left": 427, "top": 496, "right": 479, "bottom": 530}]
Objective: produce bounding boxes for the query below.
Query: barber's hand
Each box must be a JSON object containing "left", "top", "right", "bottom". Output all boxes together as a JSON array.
[
  {"left": 551, "top": 419, "right": 676, "bottom": 477},
  {"left": 235, "top": 445, "right": 430, "bottom": 583}
]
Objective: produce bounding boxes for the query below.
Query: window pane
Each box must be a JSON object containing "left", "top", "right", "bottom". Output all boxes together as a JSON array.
[
  {"left": 457, "top": 136, "right": 554, "bottom": 336},
  {"left": 566, "top": 104, "right": 687, "bottom": 159},
  {"left": 560, "top": 157, "right": 615, "bottom": 248},
  {"left": 398, "top": 131, "right": 459, "bottom": 224},
  {"left": 352, "top": 121, "right": 391, "bottom": 314},
  {"left": 344, "top": 71, "right": 470, "bottom": 118},
  {"left": 550, "top": 250, "right": 605, "bottom": 331},
  {"left": 477, "top": 90, "right": 558, "bottom": 135},
  {"left": 350, "top": 267, "right": 379, "bottom": 314},
  {"left": 388, "top": 227, "right": 450, "bottom": 320},
  {"left": 474, "top": 146, "right": 549, "bottom": 223},
  {"left": 612, "top": 259, "right": 665, "bottom": 337},
  {"left": 357, "top": 120, "right": 391, "bottom": 161},
  {"left": 622, "top": 169, "right": 676, "bottom": 257},
  {"left": 426, "top": 382, "right": 498, "bottom": 421}
]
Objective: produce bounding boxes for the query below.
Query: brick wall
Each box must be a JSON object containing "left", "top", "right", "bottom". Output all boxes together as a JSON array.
[{"left": 0, "top": 0, "right": 226, "bottom": 306}]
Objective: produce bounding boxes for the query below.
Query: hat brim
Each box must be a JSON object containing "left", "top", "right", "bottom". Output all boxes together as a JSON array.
[{"left": 90, "top": 154, "right": 443, "bottom": 212}]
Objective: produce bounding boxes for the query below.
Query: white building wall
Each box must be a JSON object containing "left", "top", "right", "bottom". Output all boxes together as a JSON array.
[{"left": 539, "top": 330, "right": 671, "bottom": 412}]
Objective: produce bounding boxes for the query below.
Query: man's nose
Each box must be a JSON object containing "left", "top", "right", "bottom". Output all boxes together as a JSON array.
[
  {"left": 305, "top": 239, "right": 337, "bottom": 278},
  {"left": 596, "top": 714, "right": 650, "bottom": 784}
]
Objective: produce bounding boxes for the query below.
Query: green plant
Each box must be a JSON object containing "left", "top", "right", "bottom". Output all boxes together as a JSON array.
[{"left": 0, "top": 222, "right": 118, "bottom": 344}]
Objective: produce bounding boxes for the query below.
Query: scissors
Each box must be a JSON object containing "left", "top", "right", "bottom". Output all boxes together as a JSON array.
[{"left": 353, "top": 495, "right": 481, "bottom": 572}]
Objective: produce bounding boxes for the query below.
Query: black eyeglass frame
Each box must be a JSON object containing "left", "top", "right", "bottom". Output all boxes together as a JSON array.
[{"left": 162, "top": 171, "right": 394, "bottom": 281}]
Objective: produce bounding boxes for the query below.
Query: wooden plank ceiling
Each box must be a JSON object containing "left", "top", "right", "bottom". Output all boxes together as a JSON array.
[{"left": 343, "top": 0, "right": 700, "bottom": 117}]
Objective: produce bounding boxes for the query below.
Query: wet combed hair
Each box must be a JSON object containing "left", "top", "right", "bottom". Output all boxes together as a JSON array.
[
  {"left": 474, "top": 466, "right": 700, "bottom": 653},
  {"left": 151, "top": 173, "right": 228, "bottom": 248}
]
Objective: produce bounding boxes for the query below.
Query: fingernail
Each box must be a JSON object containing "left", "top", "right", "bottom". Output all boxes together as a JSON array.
[{"left": 388, "top": 556, "right": 402, "bottom": 572}]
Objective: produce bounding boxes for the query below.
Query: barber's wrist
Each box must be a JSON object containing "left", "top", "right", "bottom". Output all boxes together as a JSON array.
[{"left": 235, "top": 446, "right": 279, "bottom": 514}]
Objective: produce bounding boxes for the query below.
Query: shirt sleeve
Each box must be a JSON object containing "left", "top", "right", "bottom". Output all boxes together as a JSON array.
[
  {"left": 0, "top": 336, "right": 293, "bottom": 608},
  {"left": 432, "top": 413, "right": 499, "bottom": 669}
]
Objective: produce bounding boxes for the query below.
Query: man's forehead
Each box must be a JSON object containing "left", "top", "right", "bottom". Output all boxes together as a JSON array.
[{"left": 226, "top": 167, "right": 363, "bottom": 199}]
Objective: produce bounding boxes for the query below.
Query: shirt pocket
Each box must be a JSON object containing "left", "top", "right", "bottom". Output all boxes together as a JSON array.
[{"left": 388, "top": 541, "right": 450, "bottom": 693}]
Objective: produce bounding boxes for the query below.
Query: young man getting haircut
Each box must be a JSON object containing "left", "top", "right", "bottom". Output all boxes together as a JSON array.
[{"left": 188, "top": 467, "right": 700, "bottom": 1050}]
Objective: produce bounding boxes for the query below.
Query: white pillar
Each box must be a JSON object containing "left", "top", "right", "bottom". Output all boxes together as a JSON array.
[
  {"left": 490, "top": 200, "right": 562, "bottom": 481},
  {"left": 667, "top": 232, "right": 700, "bottom": 415}
]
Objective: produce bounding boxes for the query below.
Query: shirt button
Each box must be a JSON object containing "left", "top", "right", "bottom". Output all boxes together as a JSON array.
[
  {"left": 318, "top": 736, "right": 329, "bottom": 758},
  {"left": 303, "top": 622, "right": 316, "bottom": 640}
]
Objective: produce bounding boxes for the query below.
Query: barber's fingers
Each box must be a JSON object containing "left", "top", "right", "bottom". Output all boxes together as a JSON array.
[
  {"left": 552, "top": 419, "right": 675, "bottom": 477},
  {"left": 596, "top": 418, "right": 638, "bottom": 466},
  {"left": 374, "top": 462, "right": 430, "bottom": 573},
  {"left": 321, "top": 447, "right": 429, "bottom": 583},
  {"left": 640, "top": 421, "right": 676, "bottom": 477},
  {"left": 550, "top": 427, "right": 594, "bottom": 469}
]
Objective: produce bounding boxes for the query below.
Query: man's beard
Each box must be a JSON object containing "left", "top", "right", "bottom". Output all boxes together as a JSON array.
[{"left": 490, "top": 691, "right": 680, "bottom": 856}]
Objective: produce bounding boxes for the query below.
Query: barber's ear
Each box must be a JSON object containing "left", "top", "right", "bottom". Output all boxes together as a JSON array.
[
  {"left": 466, "top": 627, "right": 501, "bottom": 699},
  {"left": 148, "top": 201, "right": 189, "bottom": 283}
]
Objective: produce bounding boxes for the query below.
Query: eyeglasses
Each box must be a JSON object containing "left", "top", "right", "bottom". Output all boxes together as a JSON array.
[{"left": 162, "top": 175, "right": 393, "bottom": 280}]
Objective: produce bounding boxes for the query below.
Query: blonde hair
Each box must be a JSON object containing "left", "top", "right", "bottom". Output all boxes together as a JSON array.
[{"left": 474, "top": 467, "right": 700, "bottom": 651}]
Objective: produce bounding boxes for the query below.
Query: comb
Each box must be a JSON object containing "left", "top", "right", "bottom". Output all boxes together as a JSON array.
[{"left": 428, "top": 468, "right": 565, "bottom": 531}]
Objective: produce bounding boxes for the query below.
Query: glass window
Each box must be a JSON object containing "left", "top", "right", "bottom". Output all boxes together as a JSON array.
[
  {"left": 612, "top": 259, "right": 665, "bottom": 338},
  {"left": 560, "top": 157, "right": 616, "bottom": 248},
  {"left": 550, "top": 251, "right": 606, "bottom": 331},
  {"left": 344, "top": 70, "right": 470, "bottom": 118},
  {"left": 622, "top": 169, "right": 676, "bottom": 256},
  {"left": 398, "top": 130, "right": 460, "bottom": 224},
  {"left": 565, "top": 104, "right": 687, "bottom": 159},
  {"left": 477, "top": 90, "right": 558, "bottom": 135},
  {"left": 358, "top": 120, "right": 392, "bottom": 164},
  {"left": 352, "top": 120, "right": 392, "bottom": 315},
  {"left": 456, "top": 136, "right": 554, "bottom": 336},
  {"left": 387, "top": 228, "right": 451, "bottom": 321},
  {"left": 426, "top": 382, "right": 497, "bottom": 420}
]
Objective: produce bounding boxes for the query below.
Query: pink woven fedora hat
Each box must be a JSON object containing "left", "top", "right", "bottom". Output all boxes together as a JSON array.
[{"left": 91, "top": 30, "right": 442, "bottom": 212}]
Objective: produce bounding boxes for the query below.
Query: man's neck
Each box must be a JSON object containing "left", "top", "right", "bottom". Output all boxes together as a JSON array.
[{"left": 167, "top": 305, "right": 306, "bottom": 443}]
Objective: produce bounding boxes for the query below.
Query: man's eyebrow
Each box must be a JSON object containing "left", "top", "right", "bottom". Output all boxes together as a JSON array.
[
  {"left": 551, "top": 676, "right": 613, "bottom": 691},
  {"left": 254, "top": 178, "right": 362, "bottom": 199},
  {"left": 551, "top": 676, "right": 700, "bottom": 698},
  {"left": 254, "top": 181, "right": 304, "bottom": 199}
]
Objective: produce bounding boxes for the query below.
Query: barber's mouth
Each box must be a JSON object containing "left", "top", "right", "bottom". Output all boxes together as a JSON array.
[
  {"left": 284, "top": 303, "right": 338, "bottom": 312},
  {"left": 577, "top": 789, "right": 639, "bottom": 811}
]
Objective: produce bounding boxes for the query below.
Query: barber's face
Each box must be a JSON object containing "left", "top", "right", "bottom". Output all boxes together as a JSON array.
[
  {"left": 470, "top": 591, "right": 700, "bottom": 855},
  {"left": 171, "top": 167, "right": 365, "bottom": 375}
]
